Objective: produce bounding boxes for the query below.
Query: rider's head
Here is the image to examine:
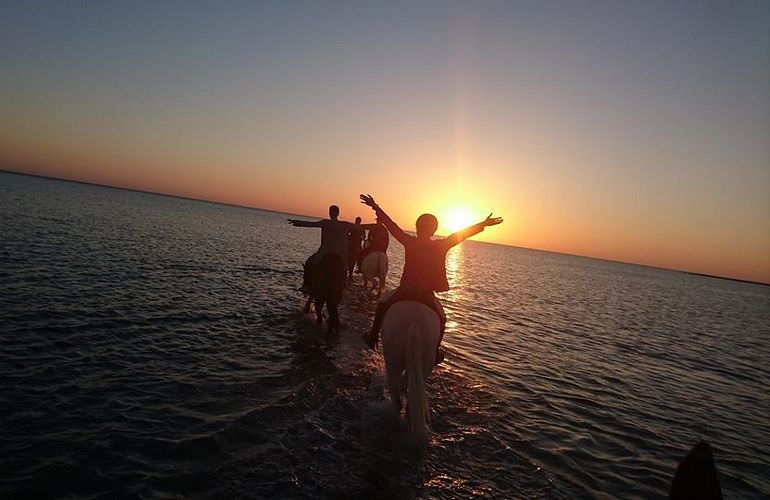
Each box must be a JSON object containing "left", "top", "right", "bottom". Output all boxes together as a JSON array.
[
  {"left": 416, "top": 213, "right": 438, "bottom": 238},
  {"left": 329, "top": 205, "right": 340, "bottom": 219},
  {"left": 355, "top": 216, "right": 361, "bottom": 224}
]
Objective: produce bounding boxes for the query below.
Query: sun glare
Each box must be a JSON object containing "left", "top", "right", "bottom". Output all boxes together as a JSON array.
[{"left": 443, "top": 206, "right": 476, "bottom": 233}]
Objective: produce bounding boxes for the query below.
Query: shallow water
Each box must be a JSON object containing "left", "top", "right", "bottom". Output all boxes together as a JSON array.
[{"left": 1, "top": 171, "right": 769, "bottom": 498}]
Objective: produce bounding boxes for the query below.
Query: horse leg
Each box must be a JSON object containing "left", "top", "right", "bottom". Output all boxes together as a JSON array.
[
  {"left": 386, "top": 370, "right": 402, "bottom": 417},
  {"left": 327, "top": 303, "right": 340, "bottom": 333},
  {"left": 314, "top": 298, "right": 324, "bottom": 325}
]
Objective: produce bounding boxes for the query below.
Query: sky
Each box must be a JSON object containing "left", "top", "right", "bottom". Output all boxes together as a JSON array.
[{"left": 1, "top": 1, "right": 768, "bottom": 283}]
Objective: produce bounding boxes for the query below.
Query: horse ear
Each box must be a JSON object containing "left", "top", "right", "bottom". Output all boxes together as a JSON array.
[{"left": 670, "top": 442, "right": 722, "bottom": 500}]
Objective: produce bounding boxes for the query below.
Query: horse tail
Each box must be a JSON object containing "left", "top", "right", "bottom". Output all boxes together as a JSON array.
[{"left": 405, "top": 320, "right": 429, "bottom": 445}]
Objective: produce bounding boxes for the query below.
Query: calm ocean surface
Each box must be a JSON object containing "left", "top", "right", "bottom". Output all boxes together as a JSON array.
[{"left": 1, "top": 171, "right": 769, "bottom": 499}]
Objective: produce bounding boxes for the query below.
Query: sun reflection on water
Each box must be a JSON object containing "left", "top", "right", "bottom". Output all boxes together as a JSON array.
[
  {"left": 441, "top": 244, "right": 465, "bottom": 339},
  {"left": 445, "top": 243, "right": 464, "bottom": 299}
]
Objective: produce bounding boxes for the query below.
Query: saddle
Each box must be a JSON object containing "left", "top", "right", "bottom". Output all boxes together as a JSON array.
[{"left": 380, "top": 287, "right": 446, "bottom": 334}]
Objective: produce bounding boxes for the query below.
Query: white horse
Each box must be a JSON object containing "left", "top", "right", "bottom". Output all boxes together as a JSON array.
[
  {"left": 381, "top": 301, "right": 441, "bottom": 446},
  {"left": 360, "top": 251, "right": 388, "bottom": 296}
]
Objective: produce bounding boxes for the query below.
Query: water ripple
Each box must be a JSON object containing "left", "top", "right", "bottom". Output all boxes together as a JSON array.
[{"left": 1, "top": 172, "right": 768, "bottom": 498}]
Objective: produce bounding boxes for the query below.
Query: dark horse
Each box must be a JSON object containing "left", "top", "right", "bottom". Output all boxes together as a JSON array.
[{"left": 309, "top": 254, "right": 345, "bottom": 332}]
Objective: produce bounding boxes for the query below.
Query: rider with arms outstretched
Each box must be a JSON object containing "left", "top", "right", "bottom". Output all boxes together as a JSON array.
[
  {"left": 289, "top": 205, "right": 378, "bottom": 294},
  {"left": 359, "top": 194, "right": 503, "bottom": 363}
]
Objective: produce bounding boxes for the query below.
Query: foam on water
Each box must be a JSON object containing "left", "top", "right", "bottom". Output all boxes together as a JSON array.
[{"left": 1, "top": 171, "right": 769, "bottom": 498}]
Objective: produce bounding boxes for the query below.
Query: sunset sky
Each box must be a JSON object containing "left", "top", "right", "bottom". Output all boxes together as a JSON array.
[{"left": 1, "top": 1, "right": 768, "bottom": 283}]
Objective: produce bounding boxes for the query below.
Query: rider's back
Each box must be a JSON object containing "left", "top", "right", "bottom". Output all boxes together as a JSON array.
[
  {"left": 370, "top": 225, "right": 389, "bottom": 253},
  {"left": 400, "top": 236, "right": 452, "bottom": 293},
  {"left": 318, "top": 220, "right": 350, "bottom": 260}
]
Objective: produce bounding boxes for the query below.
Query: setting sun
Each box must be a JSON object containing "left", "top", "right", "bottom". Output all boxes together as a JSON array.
[{"left": 442, "top": 206, "right": 476, "bottom": 234}]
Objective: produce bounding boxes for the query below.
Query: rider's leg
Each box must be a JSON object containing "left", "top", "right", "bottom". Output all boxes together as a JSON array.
[
  {"left": 347, "top": 251, "right": 355, "bottom": 279},
  {"left": 434, "top": 297, "right": 447, "bottom": 364},
  {"left": 301, "top": 254, "right": 315, "bottom": 294},
  {"left": 363, "top": 288, "right": 399, "bottom": 348},
  {"left": 364, "top": 302, "right": 387, "bottom": 348},
  {"left": 314, "top": 298, "right": 324, "bottom": 324}
]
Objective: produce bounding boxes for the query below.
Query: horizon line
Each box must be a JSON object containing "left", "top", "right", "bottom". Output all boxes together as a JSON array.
[{"left": 3, "top": 168, "right": 768, "bottom": 287}]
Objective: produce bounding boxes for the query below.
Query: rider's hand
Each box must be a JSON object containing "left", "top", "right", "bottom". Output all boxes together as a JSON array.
[
  {"left": 360, "top": 194, "right": 378, "bottom": 209},
  {"left": 482, "top": 213, "right": 503, "bottom": 227}
]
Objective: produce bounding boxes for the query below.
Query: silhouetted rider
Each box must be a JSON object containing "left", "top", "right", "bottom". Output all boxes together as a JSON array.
[
  {"left": 359, "top": 194, "right": 502, "bottom": 364},
  {"left": 289, "top": 205, "right": 378, "bottom": 294},
  {"left": 358, "top": 222, "right": 389, "bottom": 268},
  {"left": 347, "top": 217, "right": 365, "bottom": 280}
]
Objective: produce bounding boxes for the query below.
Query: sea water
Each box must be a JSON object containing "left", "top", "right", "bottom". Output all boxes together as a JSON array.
[{"left": 1, "top": 171, "right": 768, "bottom": 498}]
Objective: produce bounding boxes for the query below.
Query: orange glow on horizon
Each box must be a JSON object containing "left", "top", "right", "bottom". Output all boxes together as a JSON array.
[{"left": 2, "top": 150, "right": 768, "bottom": 285}]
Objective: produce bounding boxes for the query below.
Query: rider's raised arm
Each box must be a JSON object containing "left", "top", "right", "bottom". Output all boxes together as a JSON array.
[
  {"left": 375, "top": 209, "right": 410, "bottom": 246},
  {"left": 288, "top": 219, "right": 324, "bottom": 228},
  {"left": 360, "top": 194, "right": 410, "bottom": 246},
  {"left": 443, "top": 213, "right": 503, "bottom": 248}
]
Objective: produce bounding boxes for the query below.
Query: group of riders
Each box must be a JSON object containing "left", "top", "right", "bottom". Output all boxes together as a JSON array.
[
  {"left": 288, "top": 197, "right": 726, "bottom": 495},
  {"left": 289, "top": 194, "right": 503, "bottom": 365},
  {"left": 343, "top": 215, "right": 390, "bottom": 281}
]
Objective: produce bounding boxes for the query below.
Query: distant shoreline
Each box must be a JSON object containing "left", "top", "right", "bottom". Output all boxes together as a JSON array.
[
  {"left": 680, "top": 271, "right": 769, "bottom": 287},
  {"left": 0, "top": 168, "right": 311, "bottom": 219},
  {"left": 3, "top": 168, "right": 768, "bottom": 287}
]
